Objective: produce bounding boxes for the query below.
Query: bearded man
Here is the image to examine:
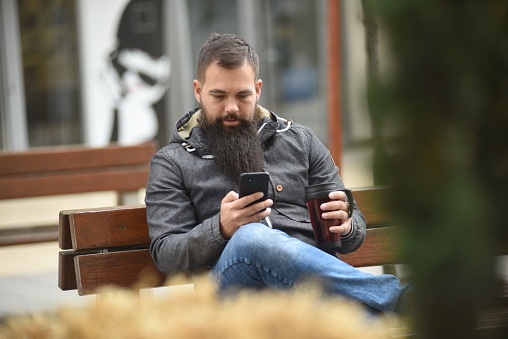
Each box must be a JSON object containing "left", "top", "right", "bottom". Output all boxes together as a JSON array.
[{"left": 146, "top": 33, "right": 410, "bottom": 316}]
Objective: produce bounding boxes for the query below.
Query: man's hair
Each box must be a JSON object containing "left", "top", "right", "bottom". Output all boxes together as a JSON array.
[{"left": 197, "top": 33, "right": 259, "bottom": 83}]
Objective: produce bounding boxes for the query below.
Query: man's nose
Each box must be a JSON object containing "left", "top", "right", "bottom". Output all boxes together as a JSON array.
[{"left": 225, "top": 98, "right": 239, "bottom": 113}]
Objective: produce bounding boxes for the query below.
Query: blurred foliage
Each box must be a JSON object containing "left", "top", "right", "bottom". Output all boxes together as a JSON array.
[{"left": 364, "top": 0, "right": 508, "bottom": 337}]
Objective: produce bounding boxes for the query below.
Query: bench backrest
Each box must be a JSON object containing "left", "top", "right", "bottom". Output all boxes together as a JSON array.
[
  {"left": 0, "top": 142, "right": 157, "bottom": 200},
  {"left": 59, "top": 186, "right": 396, "bottom": 295}
]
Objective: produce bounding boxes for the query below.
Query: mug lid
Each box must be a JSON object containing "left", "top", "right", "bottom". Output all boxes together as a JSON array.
[{"left": 304, "top": 182, "right": 338, "bottom": 196}]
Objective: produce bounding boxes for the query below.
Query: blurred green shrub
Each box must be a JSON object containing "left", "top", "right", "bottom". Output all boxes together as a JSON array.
[{"left": 365, "top": 0, "right": 508, "bottom": 337}]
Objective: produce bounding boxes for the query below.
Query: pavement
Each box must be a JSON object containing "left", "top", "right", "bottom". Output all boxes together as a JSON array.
[
  {"left": 0, "top": 192, "right": 121, "bottom": 320},
  {"left": 0, "top": 241, "right": 94, "bottom": 319}
]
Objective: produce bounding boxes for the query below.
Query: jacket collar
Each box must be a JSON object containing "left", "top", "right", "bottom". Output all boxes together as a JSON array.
[{"left": 172, "top": 105, "right": 288, "bottom": 157}]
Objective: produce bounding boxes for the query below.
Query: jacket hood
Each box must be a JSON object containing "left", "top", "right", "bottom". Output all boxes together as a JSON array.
[{"left": 170, "top": 105, "right": 293, "bottom": 157}]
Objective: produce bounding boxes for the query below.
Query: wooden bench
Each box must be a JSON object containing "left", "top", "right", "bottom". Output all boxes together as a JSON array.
[
  {"left": 0, "top": 142, "right": 157, "bottom": 246},
  {"left": 58, "top": 186, "right": 508, "bottom": 335},
  {"left": 58, "top": 186, "right": 396, "bottom": 295}
]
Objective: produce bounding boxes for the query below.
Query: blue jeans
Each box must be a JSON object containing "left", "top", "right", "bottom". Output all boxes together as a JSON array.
[{"left": 211, "top": 223, "right": 408, "bottom": 314}]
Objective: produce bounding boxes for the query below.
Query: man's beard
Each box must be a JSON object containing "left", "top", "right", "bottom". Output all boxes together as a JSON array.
[{"left": 200, "top": 107, "right": 265, "bottom": 182}]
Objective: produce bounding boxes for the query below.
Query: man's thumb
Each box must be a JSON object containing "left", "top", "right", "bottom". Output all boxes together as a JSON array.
[{"left": 222, "top": 191, "right": 239, "bottom": 203}]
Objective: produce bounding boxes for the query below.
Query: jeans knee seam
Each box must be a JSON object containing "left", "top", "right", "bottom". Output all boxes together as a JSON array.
[{"left": 217, "top": 259, "right": 294, "bottom": 289}]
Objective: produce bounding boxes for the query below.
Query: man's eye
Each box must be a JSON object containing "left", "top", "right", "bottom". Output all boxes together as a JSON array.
[{"left": 212, "top": 95, "right": 225, "bottom": 99}]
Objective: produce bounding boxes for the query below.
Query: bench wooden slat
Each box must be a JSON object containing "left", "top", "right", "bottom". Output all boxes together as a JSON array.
[
  {"left": 70, "top": 205, "right": 149, "bottom": 251},
  {"left": 60, "top": 205, "right": 148, "bottom": 250},
  {"left": 0, "top": 142, "right": 156, "bottom": 175},
  {"left": 59, "top": 250, "right": 80, "bottom": 291},
  {"left": 340, "top": 227, "right": 398, "bottom": 267},
  {"left": 0, "top": 167, "right": 149, "bottom": 199},
  {"left": 351, "top": 186, "right": 390, "bottom": 226},
  {"left": 59, "top": 211, "right": 73, "bottom": 250},
  {"left": 74, "top": 249, "right": 166, "bottom": 295}
]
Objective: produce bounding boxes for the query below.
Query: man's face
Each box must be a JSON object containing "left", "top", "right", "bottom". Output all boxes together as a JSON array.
[{"left": 193, "top": 61, "right": 262, "bottom": 127}]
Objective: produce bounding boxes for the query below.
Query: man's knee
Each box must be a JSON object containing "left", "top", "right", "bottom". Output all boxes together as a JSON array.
[
  {"left": 229, "top": 223, "right": 277, "bottom": 254},
  {"left": 231, "top": 222, "right": 271, "bottom": 242}
]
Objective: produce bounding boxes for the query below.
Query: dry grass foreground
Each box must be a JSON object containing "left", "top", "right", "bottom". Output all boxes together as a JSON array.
[{"left": 0, "top": 275, "right": 404, "bottom": 339}]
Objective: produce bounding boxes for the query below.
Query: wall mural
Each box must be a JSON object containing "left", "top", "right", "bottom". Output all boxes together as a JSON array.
[{"left": 80, "top": 0, "right": 169, "bottom": 147}]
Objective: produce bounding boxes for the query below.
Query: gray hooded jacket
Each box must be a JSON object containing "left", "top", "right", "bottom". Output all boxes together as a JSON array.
[{"left": 145, "top": 106, "right": 366, "bottom": 275}]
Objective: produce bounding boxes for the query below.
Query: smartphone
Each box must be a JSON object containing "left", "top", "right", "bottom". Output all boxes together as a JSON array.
[{"left": 239, "top": 172, "right": 270, "bottom": 207}]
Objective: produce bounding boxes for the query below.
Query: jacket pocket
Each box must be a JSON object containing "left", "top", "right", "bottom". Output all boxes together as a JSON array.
[{"left": 273, "top": 202, "right": 311, "bottom": 223}]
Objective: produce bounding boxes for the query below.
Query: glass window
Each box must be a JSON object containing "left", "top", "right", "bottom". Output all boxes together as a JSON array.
[
  {"left": 18, "top": 0, "right": 82, "bottom": 147},
  {"left": 265, "top": 0, "right": 327, "bottom": 143}
]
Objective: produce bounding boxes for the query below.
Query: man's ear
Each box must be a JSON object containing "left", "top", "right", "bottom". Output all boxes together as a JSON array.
[
  {"left": 255, "top": 79, "right": 263, "bottom": 102},
  {"left": 193, "top": 79, "right": 202, "bottom": 103}
]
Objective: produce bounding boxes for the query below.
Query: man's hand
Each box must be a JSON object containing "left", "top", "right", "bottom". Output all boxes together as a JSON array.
[
  {"left": 319, "top": 191, "right": 352, "bottom": 235},
  {"left": 219, "top": 191, "right": 273, "bottom": 239}
]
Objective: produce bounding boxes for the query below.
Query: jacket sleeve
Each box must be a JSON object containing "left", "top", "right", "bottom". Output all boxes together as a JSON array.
[
  {"left": 145, "top": 149, "right": 228, "bottom": 276},
  {"left": 305, "top": 129, "right": 366, "bottom": 254}
]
